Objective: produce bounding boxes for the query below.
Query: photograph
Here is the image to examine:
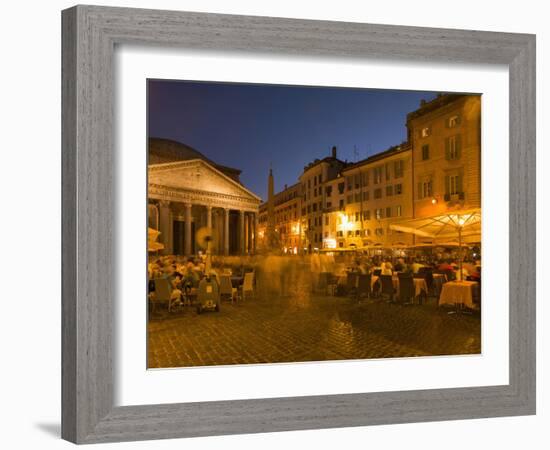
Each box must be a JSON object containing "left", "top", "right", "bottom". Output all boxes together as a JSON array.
[{"left": 146, "top": 80, "right": 482, "bottom": 369}]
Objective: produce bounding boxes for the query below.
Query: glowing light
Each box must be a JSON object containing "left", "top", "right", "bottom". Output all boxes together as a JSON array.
[
  {"left": 339, "top": 213, "right": 353, "bottom": 231},
  {"left": 431, "top": 197, "right": 437, "bottom": 205},
  {"left": 458, "top": 218, "right": 465, "bottom": 226},
  {"left": 323, "top": 238, "right": 337, "bottom": 249}
]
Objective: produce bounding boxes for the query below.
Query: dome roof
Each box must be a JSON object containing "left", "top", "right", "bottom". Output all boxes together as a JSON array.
[{"left": 148, "top": 137, "right": 242, "bottom": 182}]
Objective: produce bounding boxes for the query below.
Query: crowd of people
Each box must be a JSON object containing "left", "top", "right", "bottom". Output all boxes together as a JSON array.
[
  {"left": 147, "top": 251, "right": 481, "bottom": 311},
  {"left": 342, "top": 255, "right": 481, "bottom": 282}
]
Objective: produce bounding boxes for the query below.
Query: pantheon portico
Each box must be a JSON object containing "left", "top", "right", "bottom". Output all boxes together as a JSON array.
[{"left": 148, "top": 158, "right": 261, "bottom": 256}]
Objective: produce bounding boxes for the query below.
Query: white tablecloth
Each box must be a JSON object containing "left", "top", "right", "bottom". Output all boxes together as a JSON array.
[{"left": 439, "top": 281, "right": 479, "bottom": 308}]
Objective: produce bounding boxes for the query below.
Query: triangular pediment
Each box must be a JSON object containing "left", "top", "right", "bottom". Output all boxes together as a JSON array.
[{"left": 148, "top": 159, "right": 261, "bottom": 203}]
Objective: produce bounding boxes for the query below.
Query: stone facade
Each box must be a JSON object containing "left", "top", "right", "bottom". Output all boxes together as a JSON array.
[
  {"left": 148, "top": 141, "right": 261, "bottom": 256},
  {"left": 258, "top": 93, "right": 481, "bottom": 253}
]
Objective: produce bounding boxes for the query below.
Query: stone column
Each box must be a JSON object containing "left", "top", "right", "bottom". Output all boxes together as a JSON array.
[
  {"left": 247, "top": 213, "right": 253, "bottom": 255},
  {"left": 158, "top": 200, "right": 171, "bottom": 255},
  {"left": 253, "top": 213, "right": 258, "bottom": 254},
  {"left": 184, "top": 203, "right": 193, "bottom": 256},
  {"left": 239, "top": 210, "right": 246, "bottom": 255},
  {"left": 206, "top": 205, "right": 212, "bottom": 230},
  {"left": 223, "top": 208, "right": 230, "bottom": 255}
]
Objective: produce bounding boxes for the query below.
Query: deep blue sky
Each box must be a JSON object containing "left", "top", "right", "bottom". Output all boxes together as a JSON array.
[{"left": 148, "top": 80, "right": 438, "bottom": 201}]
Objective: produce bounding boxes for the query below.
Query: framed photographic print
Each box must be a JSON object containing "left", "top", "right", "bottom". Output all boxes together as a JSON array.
[{"left": 62, "top": 5, "right": 536, "bottom": 444}]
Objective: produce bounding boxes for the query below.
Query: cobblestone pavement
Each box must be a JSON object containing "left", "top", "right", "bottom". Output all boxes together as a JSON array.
[{"left": 148, "top": 294, "right": 481, "bottom": 368}]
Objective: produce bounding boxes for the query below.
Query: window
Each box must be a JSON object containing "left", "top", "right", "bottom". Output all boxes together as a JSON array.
[
  {"left": 355, "top": 230, "right": 361, "bottom": 236},
  {"left": 318, "top": 174, "right": 323, "bottom": 183},
  {"left": 355, "top": 212, "right": 360, "bottom": 221},
  {"left": 422, "top": 144, "right": 430, "bottom": 160},
  {"left": 385, "top": 163, "right": 391, "bottom": 180},
  {"left": 446, "top": 174, "right": 463, "bottom": 195},
  {"left": 386, "top": 207, "right": 392, "bottom": 218},
  {"left": 447, "top": 114, "right": 461, "bottom": 128},
  {"left": 363, "top": 191, "right": 369, "bottom": 201},
  {"left": 337, "top": 230, "right": 343, "bottom": 237},
  {"left": 354, "top": 174, "right": 360, "bottom": 189},
  {"left": 396, "top": 205, "right": 402, "bottom": 217},
  {"left": 421, "top": 126, "right": 431, "bottom": 137},
  {"left": 375, "top": 208, "right": 383, "bottom": 220},
  {"left": 301, "top": 208, "right": 306, "bottom": 215},
  {"left": 308, "top": 179, "right": 311, "bottom": 188},
  {"left": 364, "top": 229, "right": 371, "bottom": 237},
  {"left": 313, "top": 203, "right": 317, "bottom": 212},
  {"left": 314, "top": 176, "right": 317, "bottom": 186},
  {"left": 347, "top": 230, "right": 353, "bottom": 237},
  {"left": 374, "top": 188, "right": 382, "bottom": 199},
  {"left": 338, "top": 182, "right": 345, "bottom": 194},
  {"left": 339, "top": 199, "right": 344, "bottom": 210},
  {"left": 418, "top": 180, "right": 433, "bottom": 199},
  {"left": 326, "top": 201, "right": 332, "bottom": 208},
  {"left": 395, "top": 183, "right": 402, "bottom": 195},
  {"left": 325, "top": 216, "right": 329, "bottom": 226},
  {"left": 347, "top": 194, "right": 353, "bottom": 204},
  {"left": 326, "top": 186, "right": 332, "bottom": 197},
  {"left": 446, "top": 135, "right": 462, "bottom": 160},
  {"left": 314, "top": 188, "right": 317, "bottom": 197},
  {"left": 386, "top": 185, "right": 393, "bottom": 196},
  {"left": 346, "top": 176, "right": 353, "bottom": 191},
  {"left": 394, "top": 160, "right": 404, "bottom": 178},
  {"left": 324, "top": 231, "right": 328, "bottom": 238},
  {"left": 307, "top": 205, "right": 311, "bottom": 213},
  {"left": 373, "top": 166, "right": 382, "bottom": 184},
  {"left": 363, "top": 210, "right": 371, "bottom": 220},
  {"left": 375, "top": 228, "right": 384, "bottom": 236},
  {"left": 354, "top": 193, "right": 361, "bottom": 202}
]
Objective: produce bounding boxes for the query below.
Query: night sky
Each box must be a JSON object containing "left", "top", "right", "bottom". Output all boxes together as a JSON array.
[{"left": 148, "top": 80, "right": 439, "bottom": 201}]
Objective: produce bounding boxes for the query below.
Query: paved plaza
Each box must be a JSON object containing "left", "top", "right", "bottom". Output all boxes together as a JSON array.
[{"left": 147, "top": 294, "right": 481, "bottom": 368}]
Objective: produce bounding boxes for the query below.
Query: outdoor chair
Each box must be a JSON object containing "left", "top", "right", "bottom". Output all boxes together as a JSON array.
[
  {"left": 150, "top": 278, "right": 178, "bottom": 314},
  {"left": 398, "top": 273, "right": 415, "bottom": 305},
  {"left": 219, "top": 274, "right": 237, "bottom": 303},
  {"left": 356, "top": 274, "right": 371, "bottom": 300},
  {"left": 380, "top": 275, "right": 395, "bottom": 303},
  {"left": 240, "top": 272, "right": 255, "bottom": 301},
  {"left": 417, "top": 267, "right": 434, "bottom": 292}
]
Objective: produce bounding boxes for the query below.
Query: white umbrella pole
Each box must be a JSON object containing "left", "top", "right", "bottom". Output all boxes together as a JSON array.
[{"left": 458, "top": 226, "right": 463, "bottom": 281}]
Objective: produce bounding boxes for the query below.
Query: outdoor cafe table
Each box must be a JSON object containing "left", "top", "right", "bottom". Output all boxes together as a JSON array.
[{"left": 438, "top": 280, "right": 479, "bottom": 309}]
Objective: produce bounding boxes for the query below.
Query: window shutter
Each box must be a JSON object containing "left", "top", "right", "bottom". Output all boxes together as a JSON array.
[
  {"left": 456, "top": 134, "right": 462, "bottom": 159},
  {"left": 445, "top": 175, "right": 450, "bottom": 195},
  {"left": 445, "top": 138, "right": 450, "bottom": 160}
]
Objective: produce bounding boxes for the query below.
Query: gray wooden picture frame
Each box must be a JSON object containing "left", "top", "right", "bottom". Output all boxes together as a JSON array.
[{"left": 61, "top": 5, "right": 536, "bottom": 444}]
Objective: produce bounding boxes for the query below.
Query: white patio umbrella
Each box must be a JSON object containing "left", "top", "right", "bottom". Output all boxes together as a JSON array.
[
  {"left": 390, "top": 208, "right": 481, "bottom": 280},
  {"left": 147, "top": 227, "right": 164, "bottom": 252}
]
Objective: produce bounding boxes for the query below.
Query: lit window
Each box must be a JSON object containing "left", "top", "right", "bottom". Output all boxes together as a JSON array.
[
  {"left": 421, "top": 127, "right": 431, "bottom": 137},
  {"left": 448, "top": 115, "right": 460, "bottom": 127}
]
